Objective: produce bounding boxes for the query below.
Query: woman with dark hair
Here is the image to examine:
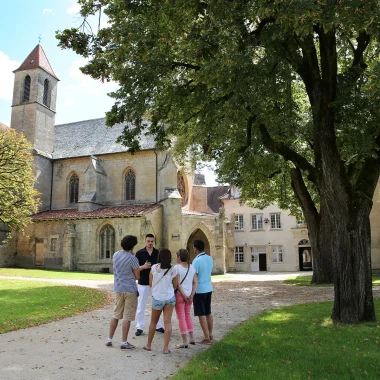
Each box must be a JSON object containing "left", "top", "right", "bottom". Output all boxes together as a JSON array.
[
  {"left": 174, "top": 248, "right": 198, "bottom": 348},
  {"left": 144, "top": 248, "right": 178, "bottom": 354}
]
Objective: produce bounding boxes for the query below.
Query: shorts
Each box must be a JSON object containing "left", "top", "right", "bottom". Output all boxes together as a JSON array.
[
  {"left": 152, "top": 296, "right": 176, "bottom": 311},
  {"left": 193, "top": 292, "right": 212, "bottom": 316},
  {"left": 113, "top": 291, "right": 138, "bottom": 321}
]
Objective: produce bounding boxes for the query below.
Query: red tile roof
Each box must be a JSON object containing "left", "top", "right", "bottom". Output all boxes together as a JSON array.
[
  {"left": 14, "top": 44, "right": 59, "bottom": 80},
  {"left": 32, "top": 204, "right": 162, "bottom": 221}
]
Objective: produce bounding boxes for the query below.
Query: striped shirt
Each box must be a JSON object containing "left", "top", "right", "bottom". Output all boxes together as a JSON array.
[{"left": 113, "top": 250, "right": 139, "bottom": 293}]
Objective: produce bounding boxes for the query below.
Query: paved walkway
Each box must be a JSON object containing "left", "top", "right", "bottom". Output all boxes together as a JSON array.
[{"left": 0, "top": 272, "right": 372, "bottom": 380}]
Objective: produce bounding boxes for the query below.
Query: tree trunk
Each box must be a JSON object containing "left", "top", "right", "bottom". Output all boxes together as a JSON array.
[
  {"left": 330, "top": 200, "right": 375, "bottom": 323},
  {"left": 311, "top": 200, "right": 334, "bottom": 284},
  {"left": 290, "top": 168, "right": 333, "bottom": 284}
]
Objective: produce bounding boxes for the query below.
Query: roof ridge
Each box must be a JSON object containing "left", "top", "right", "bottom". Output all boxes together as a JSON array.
[
  {"left": 55, "top": 117, "right": 106, "bottom": 127},
  {"left": 14, "top": 44, "right": 59, "bottom": 80}
]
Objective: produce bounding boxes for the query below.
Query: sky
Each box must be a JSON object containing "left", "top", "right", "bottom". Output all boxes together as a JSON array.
[{"left": 0, "top": 0, "right": 219, "bottom": 185}]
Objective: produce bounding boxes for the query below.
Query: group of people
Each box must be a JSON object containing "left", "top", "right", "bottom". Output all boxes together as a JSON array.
[{"left": 106, "top": 234, "right": 214, "bottom": 354}]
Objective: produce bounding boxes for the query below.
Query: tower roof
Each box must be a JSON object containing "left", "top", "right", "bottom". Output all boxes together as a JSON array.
[{"left": 13, "top": 44, "right": 59, "bottom": 80}]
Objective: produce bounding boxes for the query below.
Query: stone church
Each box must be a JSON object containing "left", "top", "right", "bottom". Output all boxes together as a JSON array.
[{"left": 1, "top": 44, "right": 233, "bottom": 274}]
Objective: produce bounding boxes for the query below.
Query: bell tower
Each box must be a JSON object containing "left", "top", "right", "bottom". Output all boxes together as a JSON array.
[{"left": 10, "top": 44, "right": 59, "bottom": 155}]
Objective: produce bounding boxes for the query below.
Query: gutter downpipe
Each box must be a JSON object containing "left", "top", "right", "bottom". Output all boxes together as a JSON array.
[{"left": 154, "top": 150, "right": 158, "bottom": 203}]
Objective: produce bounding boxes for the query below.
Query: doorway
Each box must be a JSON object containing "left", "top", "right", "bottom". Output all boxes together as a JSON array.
[
  {"left": 35, "top": 242, "right": 44, "bottom": 266},
  {"left": 299, "top": 247, "right": 312, "bottom": 271},
  {"left": 186, "top": 228, "right": 210, "bottom": 262},
  {"left": 259, "top": 254, "right": 267, "bottom": 271}
]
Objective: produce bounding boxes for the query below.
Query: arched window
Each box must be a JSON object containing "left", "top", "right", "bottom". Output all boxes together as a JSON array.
[
  {"left": 100, "top": 225, "right": 115, "bottom": 259},
  {"left": 125, "top": 169, "right": 136, "bottom": 200},
  {"left": 23, "top": 75, "right": 31, "bottom": 102},
  {"left": 43, "top": 79, "right": 49, "bottom": 106},
  {"left": 69, "top": 173, "right": 79, "bottom": 204}
]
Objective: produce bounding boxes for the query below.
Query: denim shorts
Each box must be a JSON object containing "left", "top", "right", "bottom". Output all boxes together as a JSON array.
[{"left": 152, "top": 296, "right": 176, "bottom": 310}]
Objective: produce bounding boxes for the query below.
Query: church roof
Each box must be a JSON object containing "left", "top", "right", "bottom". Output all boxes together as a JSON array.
[
  {"left": 32, "top": 203, "right": 161, "bottom": 221},
  {"left": 13, "top": 44, "right": 59, "bottom": 80},
  {"left": 207, "top": 186, "right": 229, "bottom": 213},
  {"left": 53, "top": 118, "right": 156, "bottom": 159}
]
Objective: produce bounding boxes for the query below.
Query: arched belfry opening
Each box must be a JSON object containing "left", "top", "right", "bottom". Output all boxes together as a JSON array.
[{"left": 186, "top": 228, "right": 211, "bottom": 262}]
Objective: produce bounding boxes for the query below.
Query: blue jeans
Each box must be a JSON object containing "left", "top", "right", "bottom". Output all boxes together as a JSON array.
[{"left": 152, "top": 296, "right": 176, "bottom": 311}]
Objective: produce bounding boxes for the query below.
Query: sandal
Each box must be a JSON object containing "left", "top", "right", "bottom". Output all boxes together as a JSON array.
[
  {"left": 143, "top": 346, "right": 152, "bottom": 351},
  {"left": 163, "top": 349, "right": 171, "bottom": 354},
  {"left": 197, "top": 338, "right": 212, "bottom": 344},
  {"left": 176, "top": 343, "right": 188, "bottom": 349}
]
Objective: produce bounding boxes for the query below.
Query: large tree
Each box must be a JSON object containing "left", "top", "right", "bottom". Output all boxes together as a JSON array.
[
  {"left": 57, "top": 0, "right": 380, "bottom": 323},
  {"left": 0, "top": 127, "right": 40, "bottom": 236}
]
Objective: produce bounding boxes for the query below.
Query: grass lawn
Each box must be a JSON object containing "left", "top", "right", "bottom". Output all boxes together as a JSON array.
[
  {"left": 0, "top": 268, "right": 114, "bottom": 281},
  {"left": 173, "top": 300, "right": 380, "bottom": 380},
  {"left": 0, "top": 279, "right": 108, "bottom": 334},
  {"left": 285, "top": 274, "right": 380, "bottom": 286}
]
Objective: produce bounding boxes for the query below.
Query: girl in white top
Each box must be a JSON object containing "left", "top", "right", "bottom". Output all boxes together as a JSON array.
[
  {"left": 174, "top": 249, "right": 198, "bottom": 348},
  {"left": 144, "top": 248, "right": 178, "bottom": 354}
]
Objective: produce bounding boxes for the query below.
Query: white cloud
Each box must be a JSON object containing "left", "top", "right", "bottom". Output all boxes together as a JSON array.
[
  {"left": 67, "top": 58, "right": 118, "bottom": 96},
  {"left": 66, "top": 3, "right": 81, "bottom": 14},
  {"left": 42, "top": 8, "right": 53, "bottom": 14},
  {"left": 0, "top": 51, "right": 20, "bottom": 100}
]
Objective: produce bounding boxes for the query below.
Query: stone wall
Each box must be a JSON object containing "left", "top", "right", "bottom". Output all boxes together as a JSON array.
[
  {"left": 51, "top": 151, "right": 159, "bottom": 209},
  {"left": 13, "top": 206, "right": 163, "bottom": 272}
]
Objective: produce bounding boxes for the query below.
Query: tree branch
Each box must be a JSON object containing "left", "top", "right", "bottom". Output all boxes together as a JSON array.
[{"left": 258, "top": 123, "right": 317, "bottom": 184}]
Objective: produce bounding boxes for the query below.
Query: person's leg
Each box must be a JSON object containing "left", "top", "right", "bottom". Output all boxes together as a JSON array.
[
  {"left": 108, "top": 318, "right": 118, "bottom": 340},
  {"left": 162, "top": 304, "right": 174, "bottom": 353},
  {"left": 107, "top": 292, "right": 123, "bottom": 346},
  {"left": 206, "top": 314, "right": 213, "bottom": 340},
  {"left": 184, "top": 299, "right": 194, "bottom": 343},
  {"left": 155, "top": 286, "right": 164, "bottom": 330},
  {"left": 175, "top": 293, "right": 188, "bottom": 344},
  {"left": 120, "top": 292, "right": 138, "bottom": 348},
  {"left": 136, "top": 285, "right": 150, "bottom": 331},
  {"left": 198, "top": 316, "right": 211, "bottom": 341},
  {"left": 205, "top": 292, "right": 213, "bottom": 340},
  {"left": 121, "top": 320, "right": 131, "bottom": 342},
  {"left": 145, "top": 308, "right": 161, "bottom": 349}
]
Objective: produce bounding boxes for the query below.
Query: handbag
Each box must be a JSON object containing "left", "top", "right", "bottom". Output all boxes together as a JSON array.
[{"left": 174, "top": 265, "right": 190, "bottom": 293}]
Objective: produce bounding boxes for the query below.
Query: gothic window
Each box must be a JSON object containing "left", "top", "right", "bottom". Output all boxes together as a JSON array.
[
  {"left": 100, "top": 225, "right": 115, "bottom": 259},
  {"left": 125, "top": 169, "right": 136, "bottom": 200},
  {"left": 69, "top": 173, "right": 79, "bottom": 204},
  {"left": 177, "top": 171, "right": 188, "bottom": 206},
  {"left": 43, "top": 79, "right": 49, "bottom": 106},
  {"left": 23, "top": 75, "right": 31, "bottom": 102}
]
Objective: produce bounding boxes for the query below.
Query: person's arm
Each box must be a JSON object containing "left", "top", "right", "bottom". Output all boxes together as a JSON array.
[
  {"left": 172, "top": 273, "right": 178, "bottom": 291},
  {"left": 134, "top": 268, "right": 140, "bottom": 281},
  {"left": 189, "top": 273, "right": 198, "bottom": 302},
  {"left": 136, "top": 251, "right": 151, "bottom": 271},
  {"left": 149, "top": 270, "right": 153, "bottom": 287},
  {"left": 133, "top": 257, "right": 140, "bottom": 281}
]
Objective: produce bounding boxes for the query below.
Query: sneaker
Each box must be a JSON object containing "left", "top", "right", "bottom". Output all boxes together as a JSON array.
[
  {"left": 105, "top": 341, "right": 112, "bottom": 347},
  {"left": 120, "top": 342, "right": 135, "bottom": 350},
  {"left": 156, "top": 327, "right": 165, "bottom": 333},
  {"left": 135, "top": 329, "right": 143, "bottom": 336}
]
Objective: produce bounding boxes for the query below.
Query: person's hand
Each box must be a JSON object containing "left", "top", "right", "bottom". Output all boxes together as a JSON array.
[{"left": 143, "top": 261, "right": 151, "bottom": 269}]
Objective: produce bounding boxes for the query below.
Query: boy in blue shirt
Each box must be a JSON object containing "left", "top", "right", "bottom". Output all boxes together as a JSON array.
[{"left": 192, "top": 239, "right": 214, "bottom": 344}]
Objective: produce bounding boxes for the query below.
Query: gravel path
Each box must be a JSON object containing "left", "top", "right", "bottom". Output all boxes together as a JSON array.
[{"left": 1, "top": 273, "right": 377, "bottom": 380}]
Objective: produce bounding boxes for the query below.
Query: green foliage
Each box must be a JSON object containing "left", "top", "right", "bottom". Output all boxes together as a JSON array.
[
  {"left": 0, "top": 279, "right": 107, "bottom": 333},
  {"left": 285, "top": 274, "right": 380, "bottom": 287},
  {"left": 0, "top": 268, "right": 114, "bottom": 280},
  {"left": 56, "top": 0, "right": 380, "bottom": 214},
  {"left": 0, "top": 127, "right": 40, "bottom": 235},
  {"left": 172, "top": 300, "right": 380, "bottom": 379}
]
